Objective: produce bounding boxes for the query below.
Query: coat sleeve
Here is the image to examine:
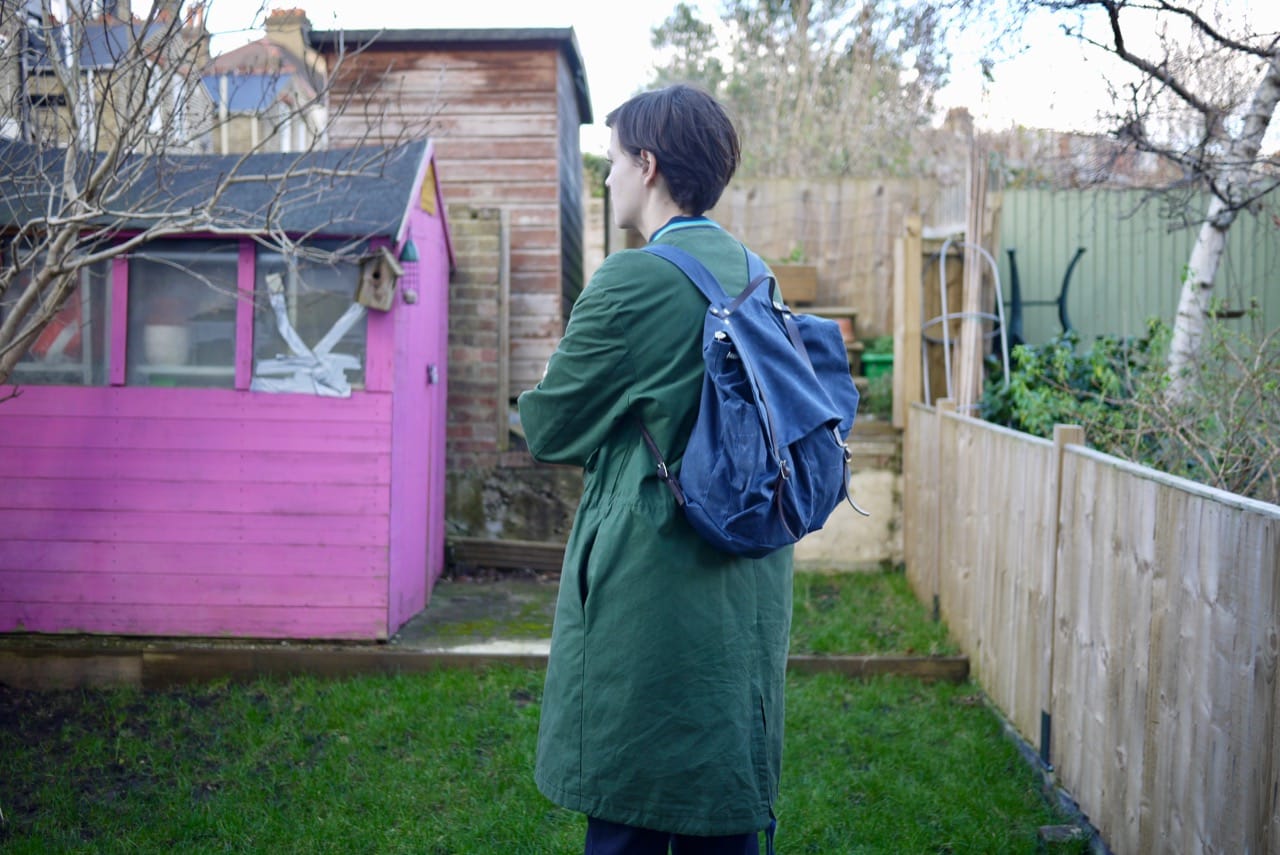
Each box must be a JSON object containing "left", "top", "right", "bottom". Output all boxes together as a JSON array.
[{"left": 517, "top": 258, "right": 641, "bottom": 467}]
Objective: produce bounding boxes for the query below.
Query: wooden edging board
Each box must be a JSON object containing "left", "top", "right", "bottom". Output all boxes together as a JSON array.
[{"left": 0, "top": 647, "right": 969, "bottom": 690}]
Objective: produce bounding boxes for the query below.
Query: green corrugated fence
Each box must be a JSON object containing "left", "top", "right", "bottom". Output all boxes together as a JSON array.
[{"left": 997, "top": 188, "right": 1280, "bottom": 344}]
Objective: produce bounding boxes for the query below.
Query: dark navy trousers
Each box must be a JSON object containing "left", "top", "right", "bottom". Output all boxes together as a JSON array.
[{"left": 584, "top": 817, "right": 760, "bottom": 855}]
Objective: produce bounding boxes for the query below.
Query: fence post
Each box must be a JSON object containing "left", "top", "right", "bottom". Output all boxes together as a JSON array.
[
  {"left": 1043, "top": 423, "right": 1085, "bottom": 767},
  {"left": 893, "top": 215, "right": 923, "bottom": 429},
  {"left": 930, "top": 398, "right": 957, "bottom": 623}
]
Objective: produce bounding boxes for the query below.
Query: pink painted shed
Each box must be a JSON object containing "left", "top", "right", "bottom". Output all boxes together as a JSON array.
[{"left": 0, "top": 139, "right": 454, "bottom": 641}]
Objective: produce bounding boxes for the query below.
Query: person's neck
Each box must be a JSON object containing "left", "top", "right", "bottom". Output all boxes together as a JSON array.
[{"left": 636, "top": 197, "right": 689, "bottom": 243}]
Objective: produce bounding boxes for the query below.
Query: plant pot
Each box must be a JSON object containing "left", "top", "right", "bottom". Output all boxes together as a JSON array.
[
  {"left": 862, "top": 352, "right": 893, "bottom": 380},
  {"left": 143, "top": 323, "right": 191, "bottom": 365}
]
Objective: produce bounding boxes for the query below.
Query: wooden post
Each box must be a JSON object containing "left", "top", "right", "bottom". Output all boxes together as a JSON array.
[
  {"left": 932, "top": 398, "right": 957, "bottom": 622},
  {"left": 1043, "top": 423, "right": 1085, "bottom": 767},
  {"left": 894, "top": 215, "right": 923, "bottom": 429},
  {"left": 955, "top": 144, "right": 989, "bottom": 413},
  {"left": 496, "top": 209, "right": 511, "bottom": 451}
]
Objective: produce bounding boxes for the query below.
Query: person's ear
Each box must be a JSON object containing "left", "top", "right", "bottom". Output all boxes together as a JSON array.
[{"left": 639, "top": 149, "right": 659, "bottom": 185}]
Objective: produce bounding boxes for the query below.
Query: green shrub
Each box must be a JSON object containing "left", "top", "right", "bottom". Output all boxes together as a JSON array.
[
  {"left": 981, "top": 311, "right": 1279, "bottom": 504},
  {"left": 866, "top": 335, "right": 894, "bottom": 355},
  {"left": 862, "top": 370, "right": 894, "bottom": 419}
]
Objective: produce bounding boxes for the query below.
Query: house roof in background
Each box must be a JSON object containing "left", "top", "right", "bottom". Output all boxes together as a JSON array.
[
  {"left": 200, "top": 72, "right": 301, "bottom": 113},
  {"left": 307, "top": 27, "right": 593, "bottom": 124},
  {"left": 24, "top": 20, "right": 173, "bottom": 71},
  {"left": 0, "top": 138, "right": 431, "bottom": 240},
  {"left": 204, "top": 38, "right": 323, "bottom": 94}
]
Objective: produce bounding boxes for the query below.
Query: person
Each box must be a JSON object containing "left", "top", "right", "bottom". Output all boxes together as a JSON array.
[{"left": 518, "top": 84, "right": 792, "bottom": 855}]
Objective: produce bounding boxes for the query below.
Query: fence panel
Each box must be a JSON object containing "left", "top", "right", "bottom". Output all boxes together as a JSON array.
[
  {"left": 1053, "top": 449, "right": 1280, "bottom": 855},
  {"left": 908, "top": 404, "right": 1059, "bottom": 743},
  {"left": 709, "top": 178, "right": 944, "bottom": 338},
  {"left": 905, "top": 403, "right": 1280, "bottom": 855},
  {"left": 902, "top": 401, "right": 941, "bottom": 605}
]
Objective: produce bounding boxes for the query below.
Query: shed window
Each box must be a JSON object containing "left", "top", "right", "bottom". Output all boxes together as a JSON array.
[
  {"left": 126, "top": 240, "right": 239, "bottom": 388},
  {"left": 253, "top": 244, "right": 366, "bottom": 390},
  {"left": 7, "top": 259, "right": 112, "bottom": 386}
]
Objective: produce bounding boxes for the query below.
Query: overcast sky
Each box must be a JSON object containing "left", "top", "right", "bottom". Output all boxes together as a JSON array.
[{"left": 199, "top": 0, "right": 1280, "bottom": 155}]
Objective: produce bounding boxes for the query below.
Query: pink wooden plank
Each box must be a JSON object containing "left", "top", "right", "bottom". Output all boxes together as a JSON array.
[
  {"left": 8, "top": 477, "right": 390, "bottom": 516},
  {"left": 1, "top": 509, "right": 389, "bottom": 547},
  {"left": 0, "top": 539, "right": 386, "bottom": 576},
  {"left": 2, "top": 385, "right": 393, "bottom": 422},
  {"left": 2, "top": 569, "right": 386, "bottom": 608},
  {"left": 426, "top": 216, "right": 452, "bottom": 593},
  {"left": 0, "top": 415, "right": 392, "bottom": 454},
  {"left": 0, "top": 446, "right": 392, "bottom": 486},
  {"left": 235, "top": 240, "right": 254, "bottom": 390},
  {"left": 0, "top": 602, "right": 389, "bottom": 639}
]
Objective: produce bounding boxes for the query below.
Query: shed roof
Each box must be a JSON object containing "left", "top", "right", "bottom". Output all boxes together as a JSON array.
[
  {"left": 308, "top": 27, "right": 593, "bottom": 124},
  {"left": 0, "top": 138, "right": 431, "bottom": 240}
]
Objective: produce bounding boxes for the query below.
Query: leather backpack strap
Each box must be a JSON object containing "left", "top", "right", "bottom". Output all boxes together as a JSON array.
[{"left": 638, "top": 420, "right": 686, "bottom": 507}]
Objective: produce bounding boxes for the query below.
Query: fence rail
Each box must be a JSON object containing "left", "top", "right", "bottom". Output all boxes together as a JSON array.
[{"left": 904, "top": 401, "right": 1280, "bottom": 854}]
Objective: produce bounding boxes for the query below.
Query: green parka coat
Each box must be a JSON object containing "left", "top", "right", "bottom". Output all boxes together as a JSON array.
[{"left": 518, "top": 219, "right": 793, "bottom": 836}]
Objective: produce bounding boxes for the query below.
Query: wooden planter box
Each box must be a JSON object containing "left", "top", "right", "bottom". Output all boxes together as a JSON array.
[{"left": 771, "top": 263, "right": 819, "bottom": 305}]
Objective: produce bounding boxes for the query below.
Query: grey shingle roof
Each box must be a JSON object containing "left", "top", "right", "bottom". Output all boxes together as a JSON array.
[{"left": 0, "top": 138, "right": 430, "bottom": 240}]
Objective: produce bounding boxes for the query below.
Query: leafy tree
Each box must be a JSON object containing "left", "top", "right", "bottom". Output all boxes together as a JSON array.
[{"left": 651, "top": 0, "right": 953, "bottom": 177}]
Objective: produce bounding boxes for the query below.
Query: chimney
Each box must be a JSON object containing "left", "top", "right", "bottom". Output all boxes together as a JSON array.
[
  {"left": 265, "top": 8, "right": 311, "bottom": 61},
  {"left": 153, "top": 0, "right": 181, "bottom": 22}
]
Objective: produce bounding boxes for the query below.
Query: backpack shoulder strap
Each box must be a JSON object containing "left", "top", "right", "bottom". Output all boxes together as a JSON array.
[
  {"left": 641, "top": 243, "right": 729, "bottom": 304},
  {"left": 644, "top": 242, "right": 783, "bottom": 310}
]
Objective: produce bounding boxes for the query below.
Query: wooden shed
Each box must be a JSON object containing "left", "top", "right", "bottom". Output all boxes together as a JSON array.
[
  {"left": 308, "top": 28, "right": 592, "bottom": 520},
  {"left": 0, "top": 139, "right": 454, "bottom": 641}
]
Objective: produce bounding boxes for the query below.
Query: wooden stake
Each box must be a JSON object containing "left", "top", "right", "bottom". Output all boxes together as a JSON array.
[{"left": 955, "top": 143, "right": 989, "bottom": 412}]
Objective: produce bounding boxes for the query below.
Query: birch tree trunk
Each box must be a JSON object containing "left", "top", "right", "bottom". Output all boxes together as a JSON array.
[{"left": 1167, "top": 51, "right": 1280, "bottom": 401}]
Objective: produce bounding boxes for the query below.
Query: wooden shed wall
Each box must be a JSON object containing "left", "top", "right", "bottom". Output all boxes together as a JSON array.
[
  {"left": 323, "top": 46, "right": 565, "bottom": 395},
  {"left": 556, "top": 52, "right": 586, "bottom": 313},
  {"left": 0, "top": 387, "right": 394, "bottom": 639}
]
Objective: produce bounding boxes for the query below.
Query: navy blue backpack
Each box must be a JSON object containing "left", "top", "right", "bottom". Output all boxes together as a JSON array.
[{"left": 640, "top": 243, "right": 867, "bottom": 558}]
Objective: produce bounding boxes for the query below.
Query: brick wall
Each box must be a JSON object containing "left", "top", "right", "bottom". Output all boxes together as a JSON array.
[
  {"left": 445, "top": 205, "right": 504, "bottom": 471},
  {"left": 445, "top": 204, "right": 581, "bottom": 542}
]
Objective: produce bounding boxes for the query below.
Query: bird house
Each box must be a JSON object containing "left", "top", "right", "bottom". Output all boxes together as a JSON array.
[{"left": 355, "top": 246, "right": 404, "bottom": 311}]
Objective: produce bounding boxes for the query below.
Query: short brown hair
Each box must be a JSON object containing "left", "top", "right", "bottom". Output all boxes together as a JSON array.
[{"left": 606, "top": 85, "right": 740, "bottom": 215}]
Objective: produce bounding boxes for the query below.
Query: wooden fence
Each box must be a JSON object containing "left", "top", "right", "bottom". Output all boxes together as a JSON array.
[
  {"left": 707, "top": 177, "right": 949, "bottom": 338},
  {"left": 904, "top": 401, "right": 1280, "bottom": 854}
]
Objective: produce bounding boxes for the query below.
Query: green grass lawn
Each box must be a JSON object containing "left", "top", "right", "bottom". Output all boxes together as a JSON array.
[{"left": 0, "top": 570, "right": 1084, "bottom": 854}]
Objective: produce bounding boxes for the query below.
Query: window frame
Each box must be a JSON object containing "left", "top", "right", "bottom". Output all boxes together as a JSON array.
[{"left": 104, "top": 235, "right": 383, "bottom": 392}]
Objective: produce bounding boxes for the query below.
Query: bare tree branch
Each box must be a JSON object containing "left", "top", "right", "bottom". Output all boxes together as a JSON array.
[{"left": 0, "top": 2, "right": 438, "bottom": 388}]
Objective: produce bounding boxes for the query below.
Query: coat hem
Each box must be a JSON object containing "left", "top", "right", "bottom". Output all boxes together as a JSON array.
[{"left": 535, "top": 772, "right": 771, "bottom": 837}]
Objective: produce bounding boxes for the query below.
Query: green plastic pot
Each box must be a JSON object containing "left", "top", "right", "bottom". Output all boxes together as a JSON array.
[{"left": 862, "top": 352, "right": 893, "bottom": 380}]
